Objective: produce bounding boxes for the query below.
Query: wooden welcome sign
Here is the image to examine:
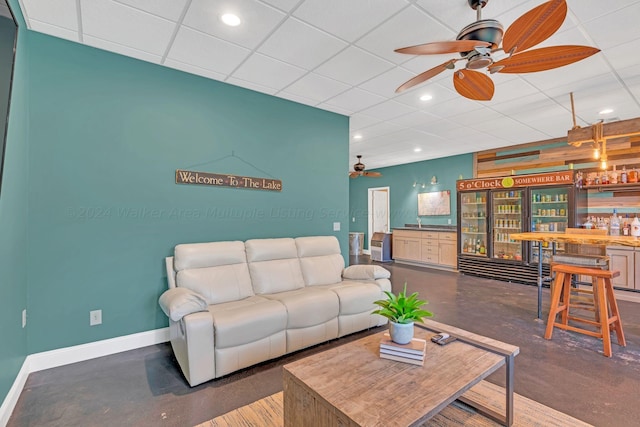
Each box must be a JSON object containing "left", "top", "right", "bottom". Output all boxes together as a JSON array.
[{"left": 176, "top": 169, "right": 282, "bottom": 192}]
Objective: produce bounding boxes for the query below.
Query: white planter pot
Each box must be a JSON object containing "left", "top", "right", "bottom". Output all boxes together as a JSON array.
[{"left": 389, "top": 321, "right": 414, "bottom": 344}]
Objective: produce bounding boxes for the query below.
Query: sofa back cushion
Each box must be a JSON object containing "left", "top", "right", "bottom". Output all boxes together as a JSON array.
[
  {"left": 174, "top": 241, "right": 253, "bottom": 305},
  {"left": 296, "top": 236, "right": 345, "bottom": 286},
  {"left": 245, "top": 238, "right": 305, "bottom": 294}
]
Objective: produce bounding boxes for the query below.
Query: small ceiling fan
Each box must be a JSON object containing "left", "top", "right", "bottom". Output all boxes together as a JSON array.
[
  {"left": 395, "top": 0, "right": 600, "bottom": 101},
  {"left": 349, "top": 155, "right": 382, "bottom": 178}
]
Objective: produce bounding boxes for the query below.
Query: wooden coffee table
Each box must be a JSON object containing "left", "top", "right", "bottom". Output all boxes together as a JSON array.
[{"left": 283, "top": 319, "right": 519, "bottom": 427}]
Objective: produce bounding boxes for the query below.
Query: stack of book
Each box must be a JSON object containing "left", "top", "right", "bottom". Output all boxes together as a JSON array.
[{"left": 379, "top": 333, "right": 426, "bottom": 366}]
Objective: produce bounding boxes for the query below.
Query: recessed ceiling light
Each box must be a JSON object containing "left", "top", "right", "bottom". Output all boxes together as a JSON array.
[
  {"left": 414, "top": 148, "right": 422, "bottom": 153},
  {"left": 419, "top": 94, "right": 433, "bottom": 102},
  {"left": 599, "top": 108, "right": 614, "bottom": 115},
  {"left": 353, "top": 134, "right": 362, "bottom": 140},
  {"left": 221, "top": 13, "right": 241, "bottom": 27}
]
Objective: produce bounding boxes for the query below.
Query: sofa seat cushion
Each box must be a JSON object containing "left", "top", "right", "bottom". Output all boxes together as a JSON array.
[
  {"left": 264, "top": 288, "right": 339, "bottom": 329},
  {"left": 209, "top": 296, "right": 287, "bottom": 349},
  {"left": 319, "top": 281, "right": 383, "bottom": 315}
]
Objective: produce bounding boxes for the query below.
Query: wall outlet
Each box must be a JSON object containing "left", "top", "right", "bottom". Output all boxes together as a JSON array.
[
  {"left": 333, "top": 222, "right": 340, "bottom": 231},
  {"left": 22, "top": 309, "right": 26, "bottom": 328},
  {"left": 352, "top": 217, "right": 355, "bottom": 223},
  {"left": 448, "top": 219, "right": 452, "bottom": 224},
  {"left": 90, "top": 309, "right": 102, "bottom": 326}
]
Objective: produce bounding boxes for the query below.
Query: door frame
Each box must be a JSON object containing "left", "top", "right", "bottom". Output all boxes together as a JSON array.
[{"left": 367, "top": 186, "right": 390, "bottom": 254}]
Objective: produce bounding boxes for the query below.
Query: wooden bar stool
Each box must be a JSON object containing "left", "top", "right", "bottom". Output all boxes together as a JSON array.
[{"left": 545, "top": 263, "right": 626, "bottom": 357}]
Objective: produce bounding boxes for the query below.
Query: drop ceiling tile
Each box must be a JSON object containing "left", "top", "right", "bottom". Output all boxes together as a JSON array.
[
  {"left": 472, "top": 117, "right": 548, "bottom": 143},
  {"left": 323, "top": 88, "right": 386, "bottom": 114},
  {"left": 359, "top": 67, "right": 414, "bottom": 97},
  {"left": 29, "top": 20, "right": 79, "bottom": 42},
  {"left": 22, "top": 0, "right": 77, "bottom": 31},
  {"left": 257, "top": 17, "right": 347, "bottom": 70},
  {"left": 349, "top": 114, "right": 380, "bottom": 131},
  {"left": 84, "top": 35, "right": 162, "bottom": 64},
  {"left": 424, "top": 97, "right": 484, "bottom": 119},
  {"left": 449, "top": 106, "right": 507, "bottom": 127},
  {"left": 259, "top": 0, "right": 299, "bottom": 13},
  {"left": 276, "top": 91, "right": 320, "bottom": 107},
  {"left": 393, "top": 82, "right": 457, "bottom": 109},
  {"left": 226, "top": 76, "right": 278, "bottom": 95},
  {"left": 314, "top": 46, "right": 394, "bottom": 86},
  {"left": 293, "top": 0, "right": 408, "bottom": 42},
  {"left": 359, "top": 100, "right": 416, "bottom": 121},
  {"left": 81, "top": 0, "right": 176, "bottom": 56},
  {"left": 163, "top": 59, "right": 227, "bottom": 81},
  {"left": 388, "top": 110, "right": 442, "bottom": 128},
  {"left": 115, "top": 0, "right": 188, "bottom": 21},
  {"left": 490, "top": 93, "right": 557, "bottom": 117},
  {"left": 315, "top": 103, "right": 351, "bottom": 116},
  {"left": 415, "top": 0, "right": 530, "bottom": 35},
  {"left": 168, "top": 27, "right": 250, "bottom": 75},
  {"left": 569, "top": 0, "right": 639, "bottom": 23},
  {"left": 602, "top": 37, "right": 640, "bottom": 73},
  {"left": 489, "top": 77, "right": 540, "bottom": 104},
  {"left": 356, "top": 5, "right": 455, "bottom": 64},
  {"left": 183, "top": 0, "right": 285, "bottom": 50},
  {"left": 231, "top": 53, "right": 307, "bottom": 91},
  {"left": 581, "top": 3, "right": 640, "bottom": 50},
  {"left": 282, "top": 72, "right": 350, "bottom": 103},
  {"left": 354, "top": 121, "right": 403, "bottom": 139}
]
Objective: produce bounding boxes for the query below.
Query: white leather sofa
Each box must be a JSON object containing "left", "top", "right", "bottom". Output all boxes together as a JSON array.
[{"left": 159, "top": 235, "right": 391, "bottom": 387}]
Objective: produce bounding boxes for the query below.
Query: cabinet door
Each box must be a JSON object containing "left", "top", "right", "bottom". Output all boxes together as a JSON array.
[
  {"left": 439, "top": 241, "right": 457, "bottom": 267},
  {"left": 392, "top": 237, "right": 406, "bottom": 259},
  {"left": 607, "top": 248, "right": 634, "bottom": 289},
  {"left": 405, "top": 238, "right": 421, "bottom": 261},
  {"left": 393, "top": 237, "right": 421, "bottom": 261}
]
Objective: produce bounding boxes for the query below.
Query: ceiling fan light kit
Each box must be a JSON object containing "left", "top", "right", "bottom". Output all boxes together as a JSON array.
[{"left": 395, "top": 0, "right": 600, "bottom": 101}]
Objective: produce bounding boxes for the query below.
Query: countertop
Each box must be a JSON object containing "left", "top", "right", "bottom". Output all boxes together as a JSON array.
[
  {"left": 510, "top": 232, "right": 640, "bottom": 248},
  {"left": 393, "top": 225, "right": 457, "bottom": 232}
]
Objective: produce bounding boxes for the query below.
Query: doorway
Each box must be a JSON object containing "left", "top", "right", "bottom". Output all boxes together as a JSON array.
[{"left": 367, "top": 187, "right": 390, "bottom": 253}]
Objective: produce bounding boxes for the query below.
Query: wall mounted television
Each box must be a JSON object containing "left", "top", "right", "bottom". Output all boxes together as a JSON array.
[{"left": 0, "top": 0, "right": 17, "bottom": 196}]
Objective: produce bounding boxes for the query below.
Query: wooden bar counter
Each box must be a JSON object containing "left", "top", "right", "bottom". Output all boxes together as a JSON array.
[{"left": 510, "top": 232, "right": 640, "bottom": 248}]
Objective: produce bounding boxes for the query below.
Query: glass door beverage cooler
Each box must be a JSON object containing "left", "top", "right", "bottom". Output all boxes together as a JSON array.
[
  {"left": 456, "top": 171, "right": 585, "bottom": 286},
  {"left": 530, "top": 186, "right": 571, "bottom": 264},
  {"left": 459, "top": 191, "right": 488, "bottom": 257},
  {"left": 491, "top": 189, "right": 524, "bottom": 261}
]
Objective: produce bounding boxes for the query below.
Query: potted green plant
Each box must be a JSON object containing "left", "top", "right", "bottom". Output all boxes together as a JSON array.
[{"left": 372, "top": 283, "right": 433, "bottom": 344}]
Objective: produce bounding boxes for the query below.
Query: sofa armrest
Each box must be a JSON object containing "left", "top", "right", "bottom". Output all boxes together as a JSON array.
[
  {"left": 343, "top": 264, "right": 391, "bottom": 280},
  {"left": 159, "top": 287, "right": 208, "bottom": 322}
]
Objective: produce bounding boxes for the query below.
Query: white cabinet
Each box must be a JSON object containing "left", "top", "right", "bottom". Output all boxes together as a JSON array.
[{"left": 606, "top": 246, "right": 639, "bottom": 290}]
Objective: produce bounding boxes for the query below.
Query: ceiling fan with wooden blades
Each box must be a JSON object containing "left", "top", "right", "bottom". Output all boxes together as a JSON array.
[
  {"left": 349, "top": 155, "right": 382, "bottom": 178},
  {"left": 395, "top": 0, "right": 600, "bottom": 101}
]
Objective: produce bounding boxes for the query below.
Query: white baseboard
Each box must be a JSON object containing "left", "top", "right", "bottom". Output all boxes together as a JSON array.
[
  {"left": 0, "top": 328, "right": 169, "bottom": 427},
  {"left": 0, "top": 360, "right": 29, "bottom": 427}
]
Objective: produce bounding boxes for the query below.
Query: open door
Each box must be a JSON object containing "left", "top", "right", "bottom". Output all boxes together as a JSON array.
[{"left": 367, "top": 187, "right": 390, "bottom": 253}]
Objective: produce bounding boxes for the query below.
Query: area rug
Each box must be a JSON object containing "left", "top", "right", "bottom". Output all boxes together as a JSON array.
[{"left": 196, "top": 380, "right": 592, "bottom": 427}]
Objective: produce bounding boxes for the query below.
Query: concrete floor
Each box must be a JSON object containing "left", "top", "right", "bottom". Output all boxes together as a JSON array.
[{"left": 8, "top": 258, "right": 640, "bottom": 427}]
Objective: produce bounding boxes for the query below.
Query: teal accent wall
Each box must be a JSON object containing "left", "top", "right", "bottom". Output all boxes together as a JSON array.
[
  {"left": 0, "top": 0, "right": 27, "bottom": 408},
  {"left": 17, "top": 32, "right": 347, "bottom": 354},
  {"left": 349, "top": 154, "right": 473, "bottom": 248}
]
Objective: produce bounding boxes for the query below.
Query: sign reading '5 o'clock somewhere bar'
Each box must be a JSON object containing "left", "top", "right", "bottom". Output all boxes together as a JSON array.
[
  {"left": 457, "top": 171, "right": 574, "bottom": 191},
  {"left": 176, "top": 169, "right": 282, "bottom": 192}
]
